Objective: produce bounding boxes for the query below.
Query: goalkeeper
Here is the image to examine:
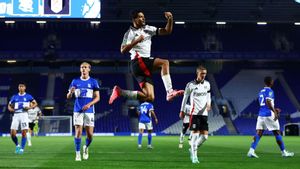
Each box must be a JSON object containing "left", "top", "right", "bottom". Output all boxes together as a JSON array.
[{"left": 27, "top": 104, "right": 42, "bottom": 146}]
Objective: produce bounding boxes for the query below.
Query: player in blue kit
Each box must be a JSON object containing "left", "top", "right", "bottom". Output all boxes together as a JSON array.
[
  {"left": 137, "top": 102, "right": 158, "bottom": 149},
  {"left": 8, "top": 82, "right": 37, "bottom": 154},
  {"left": 247, "top": 76, "right": 294, "bottom": 158},
  {"left": 67, "top": 62, "right": 100, "bottom": 161}
]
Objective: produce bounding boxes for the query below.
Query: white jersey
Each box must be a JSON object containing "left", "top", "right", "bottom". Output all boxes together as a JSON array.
[
  {"left": 28, "top": 107, "right": 41, "bottom": 122},
  {"left": 121, "top": 25, "right": 158, "bottom": 60},
  {"left": 180, "top": 80, "right": 211, "bottom": 116}
]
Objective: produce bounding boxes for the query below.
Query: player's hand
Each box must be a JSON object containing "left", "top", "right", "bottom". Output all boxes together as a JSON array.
[
  {"left": 155, "top": 118, "right": 158, "bottom": 124},
  {"left": 82, "top": 104, "right": 91, "bottom": 111},
  {"left": 274, "top": 108, "right": 281, "bottom": 121},
  {"left": 69, "top": 87, "right": 76, "bottom": 94},
  {"left": 179, "top": 111, "right": 185, "bottom": 119},
  {"left": 135, "top": 35, "right": 144, "bottom": 43},
  {"left": 164, "top": 12, "right": 173, "bottom": 20},
  {"left": 8, "top": 108, "right": 15, "bottom": 113},
  {"left": 23, "top": 106, "right": 31, "bottom": 110}
]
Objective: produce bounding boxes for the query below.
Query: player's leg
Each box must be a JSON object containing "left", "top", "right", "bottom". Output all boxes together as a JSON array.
[
  {"left": 27, "top": 123, "right": 34, "bottom": 146},
  {"left": 179, "top": 123, "right": 189, "bottom": 148},
  {"left": 152, "top": 58, "right": 184, "bottom": 101},
  {"left": 247, "top": 129, "right": 263, "bottom": 158},
  {"left": 138, "top": 130, "right": 144, "bottom": 149},
  {"left": 146, "top": 122, "right": 153, "bottom": 149},
  {"left": 19, "top": 129, "right": 28, "bottom": 154},
  {"left": 272, "top": 130, "right": 294, "bottom": 157},
  {"left": 19, "top": 113, "right": 29, "bottom": 154},
  {"left": 189, "top": 116, "right": 200, "bottom": 163},
  {"left": 83, "top": 126, "right": 94, "bottom": 160},
  {"left": 138, "top": 127, "right": 144, "bottom": 149},
  {"left": 197, "top": 130, "right": 208, "bottom": 148},
  {"left": 147, "top": 130, "right": 153, "bottom": 149},
  {"left": 10, "top": 129, "right": 20, "bottom": 153},
  {"left": 74, "top": 125, "right": 83, "bottom": 161},
  {"left": 190, "top": 130, "right": 200, "bottom": 163},
  {"left": 83, "top": 112, "right": 95, "bottom": 160},
  {"left": 73, "top": 113, "right": 83, "bottom": 161},
  {"left": 197, "top": 116, "right": 209, "bottom": 148}
]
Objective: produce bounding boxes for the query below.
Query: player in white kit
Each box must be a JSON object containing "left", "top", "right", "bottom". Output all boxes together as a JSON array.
[
  {"left": 180, "top": 65, "right": 211, "bottom": 163},
  {"left": 109, "top": 10, "right": 184, "bottom": 104},
  {"left": 27, "top": 104, "right": 42, "bottom": 146}
]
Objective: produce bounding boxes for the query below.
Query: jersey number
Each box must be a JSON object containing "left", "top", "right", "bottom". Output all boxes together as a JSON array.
[
  {"left": 141, "top": 106, "right": 148, "bottom": 114},
  {"left": 80, "top": 89, "right": 88, "bottom": 97},
  {"left": 259, "top": 95, "right": 265, "bottom": 106}
]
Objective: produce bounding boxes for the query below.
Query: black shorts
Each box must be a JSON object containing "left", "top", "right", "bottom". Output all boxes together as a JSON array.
[
  {"left": 190, "top": 115, "right": 208, "bottom": 131},
  {"left": 29, "top": 122, "right": 36, "bottom": 130},
  {"left": 130, "top": 57, "right": 154, "bottom": 88},
  {"left": 183, "top": 122, "right": 190, "bottom": 129}
]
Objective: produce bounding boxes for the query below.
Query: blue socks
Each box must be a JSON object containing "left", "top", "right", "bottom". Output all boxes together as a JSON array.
[
  {"left": 21, "top": 136, "right": 27, "bottom": 149},
  {"left": 275, "top": 135, "right": 285, "bottom": 151},
  {"left": 250, "top": 134, "right": 261, "bottom": 149},
  {"left": 138, "top": 133, "right": 142, "bottom": 145},
  {"left": 148, "top": 134, "right": 152, "bottom": 145},
  {"left": 86, "top": 138, "right": 92, "bottom": 147},
  {"left": 11, "top": 136, "right": 18, "bottom": 146},
  {"left": 74, "top": 138, "right": 81, "bottom": 152}
]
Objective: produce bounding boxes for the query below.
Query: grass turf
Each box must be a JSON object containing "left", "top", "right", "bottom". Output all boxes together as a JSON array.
[{"left": 0, "top": 136, "right": 299, "bottom": 169}]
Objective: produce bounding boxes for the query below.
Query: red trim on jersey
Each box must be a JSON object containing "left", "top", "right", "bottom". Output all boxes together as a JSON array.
[
  {"left": 138, "top": 58, "right": 151, "bottom": 76},
  {"left": 139, "top": 82, "right": 145, "bottom": 89}
]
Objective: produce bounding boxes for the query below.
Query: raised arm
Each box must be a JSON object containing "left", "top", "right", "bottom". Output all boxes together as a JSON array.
[{"left": 158, "top": 12, "right": 173, "bottom": 35}]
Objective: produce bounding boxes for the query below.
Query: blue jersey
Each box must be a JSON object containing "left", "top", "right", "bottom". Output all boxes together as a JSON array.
[
  {"left": 69, "top": 77, "right": 100, "bottom": 113},
  {"left": 258, "top": 87, "right": 275, "bottom": 117},
  {"left": 9, "top": 93, "right": 34, "bottom": 114},
  {"left": 138, "top": 102, "right": 154, "bottom": 123}
]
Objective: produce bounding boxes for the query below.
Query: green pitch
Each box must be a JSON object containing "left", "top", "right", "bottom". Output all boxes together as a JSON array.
[{"left": 0, "top": 136, "right": 299, "bottom": 169}]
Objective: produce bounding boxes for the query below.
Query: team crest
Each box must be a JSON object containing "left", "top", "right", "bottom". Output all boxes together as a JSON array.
[
  {"left": 50, "top": 0, "right": 63, "bottom": 13},
  {"left": 88, "top": 84, "right": 91, "bottom": 88}
]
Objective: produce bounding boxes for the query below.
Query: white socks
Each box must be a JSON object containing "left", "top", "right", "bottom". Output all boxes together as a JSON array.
[
  {"left": 162, "top": 74, "right": 173, "bottom": 93},
  {"left": 197, "top": 134, "right": 208, "bottom": 147},
  {"left": 179, "top": 132, "right": 184, "bottom": 143},
  {"left": 26, "top": 132, "right": 31, "bottom": 144},
  {"left": 191, "top": 133, "right": 199, "bottom": 158}
]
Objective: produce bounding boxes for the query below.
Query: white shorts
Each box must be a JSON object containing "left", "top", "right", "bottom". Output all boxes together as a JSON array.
[
  {"left": 73, "top": 113, "right": 94, "bottom": 127},
  {"left": 256, "top": 115, "right": 280, "bottom": 131},
  {"left": 10, "top": 113, "right": 29, "bottom": 130},
  {"left": 139, "top": 121, "right": 153, "bottom": 130}
]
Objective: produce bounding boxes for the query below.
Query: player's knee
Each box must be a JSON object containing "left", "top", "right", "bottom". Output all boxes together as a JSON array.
[{"left": 203, "top": 135, "right": 208, "bottom": 140}]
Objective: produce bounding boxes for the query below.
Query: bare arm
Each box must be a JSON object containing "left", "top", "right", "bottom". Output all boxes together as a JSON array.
[
  {"left": 8, "top": 103, "right": 14, "bottom": 113},
  {"left": 120, "top": 35, "right": 144, "bottom": 54},
  {"left": 158, "top": 12, "right": 173, "bottom": 35},
  {"left": 266, "top": 99, "right": 280, "bottom": 121},
  {"left": 66, "top": 87, "right": 75, "bottom": 99},
  {"left": 151, "top": 110, "right": 158, "bottom": 124},
  {"left": 82, "top": 90, "right": 100, "bottom": 111}
]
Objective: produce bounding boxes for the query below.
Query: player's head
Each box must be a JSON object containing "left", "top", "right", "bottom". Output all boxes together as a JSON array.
[
  {"left": 131, "top": 10, "right": 145, "bottom": 28},
  {"left": 196, "top": 65, "right": 207, "bottom": 82},
  {"left": 18, "top": 82, "right": 26, "bottom": 93},
  {"left": 264, "top": 76, "right": 273, "bottom": 87},
  {"left": 80, "top": 62, "right": 91, "bottom": 76}
]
